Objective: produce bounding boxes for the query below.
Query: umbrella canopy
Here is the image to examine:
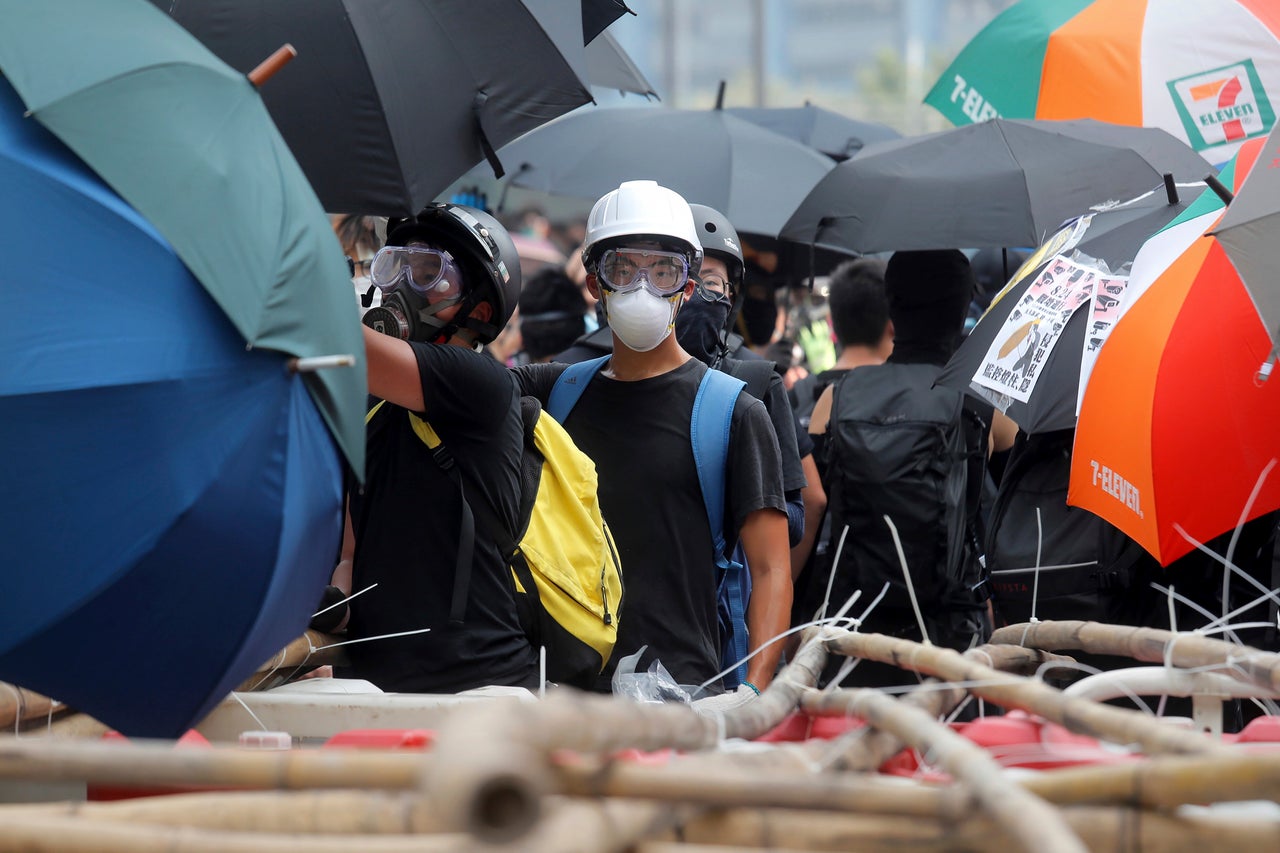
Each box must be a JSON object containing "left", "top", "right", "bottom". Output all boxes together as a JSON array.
[
  {"left": 779, "top": 117, "right": 1209, "bottom": 254},
  {"left": 0, "top": 77, "right": 344, "bottom": 737},
  {"left": 491, "top": 105, "right": 836, "bottom": 238},
  {"left": 582, "top": 0, "right": 635, "bottom": 45},
  {"left": 923, "top": 0, "right": 1280, "bottom": 166},
  {"left": 938, "top": 187, "right": 1195, "bottom": 433},
  {"left": 151, "top": 0, "right": 606, "bottom": 216},
  {"left": 1210, "top": 120, "right": 1280, "bottom": 344},
  {"left": 726, "top": 103, "right": 901, "bottom": 160},
  {"left": 587, "top": 30, "right": 658, "bottom": 98},
  {"left": 1, "top": 0, "right": 366, "bottom": 478},
  {"left": 1068, "top": 141, "right": 1280, "bottom": 565}
]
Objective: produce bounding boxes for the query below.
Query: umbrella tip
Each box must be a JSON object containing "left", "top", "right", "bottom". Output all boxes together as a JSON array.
[
  {"left": 1205, "top": 172, "right": 1234, "bottom": 205},
  {"left": 715, "top": 80, "right": 726, "bottom": 110},
  {"left": 1163, "top": 173, "right": 1179, "bottom": 206},
  {"left": 248, "top": 44, "right": 297, "bottom": 88}
]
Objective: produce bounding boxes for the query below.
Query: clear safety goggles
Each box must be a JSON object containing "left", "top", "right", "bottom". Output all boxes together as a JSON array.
[
  {"left": 369, "top": 245, "right": 463, "bottom": 301},
  {"left": 695, "top": 270, "right": 733, "bottom": 304},
  {"left": 597, "top": 247, "right": 690, "bottom": 298}
]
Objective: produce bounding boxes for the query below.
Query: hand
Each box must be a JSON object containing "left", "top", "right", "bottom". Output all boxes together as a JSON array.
[{"left": 691, "top": 683, "right": 758, "bottom": 715}]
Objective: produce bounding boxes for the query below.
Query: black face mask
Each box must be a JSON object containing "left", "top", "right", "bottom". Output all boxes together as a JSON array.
[
  {"left": 737, "top": 296, "right": 778, "bottom": 347},
  {"left": 362, "top": 286, "right": 454, "bottom": 343},
  {"left": 675, "top": 297, "right": 732, "bottom": 366}
]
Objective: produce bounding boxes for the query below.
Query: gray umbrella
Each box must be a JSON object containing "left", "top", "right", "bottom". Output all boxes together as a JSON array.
[
  {"left": 586, "top": 31, "right": 658, "bottom": 99},
  {"left": 492, "top": 104, "right": 835, "bottom": 237},
  {"left": 151, "top": 0, "right": 610, "bottom": 216},
  {"left": 780, "top": 118, "right": 1210, "bottom": 254},
  {"left": 726, "top": 103, "right": 900, "bottom": 160},
  {"left": 1209, "top": 123, "right": 1280, "bottom": 345}
]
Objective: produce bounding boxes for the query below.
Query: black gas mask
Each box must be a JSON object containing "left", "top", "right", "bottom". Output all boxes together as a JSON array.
[{"left": 361, "top": 244, "right": 469, "bottom": 344}]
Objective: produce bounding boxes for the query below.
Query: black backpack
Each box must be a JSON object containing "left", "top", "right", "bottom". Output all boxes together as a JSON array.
[
  {"left": 822, "top": 362, "right": 988, "bottom": 616},
  {"left": 986, "top": 429, "right": 1128, "bottom": 626}
]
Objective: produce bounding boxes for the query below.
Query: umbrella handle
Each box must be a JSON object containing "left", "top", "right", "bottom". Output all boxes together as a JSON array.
[{"left": 248, "top": 44, "right": 298, "bottom": 88}]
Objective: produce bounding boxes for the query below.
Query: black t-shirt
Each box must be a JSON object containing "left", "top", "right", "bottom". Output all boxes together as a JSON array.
[
  {"left": 346, "top": 344, "right": 537, "bottom": 693},
  {"left": 513, "top": 357, "right": 786, "bottom": 690}
]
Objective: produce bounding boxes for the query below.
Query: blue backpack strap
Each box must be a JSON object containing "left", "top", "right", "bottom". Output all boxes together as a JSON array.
[
  {"left": 690, "top": 368, "right": 750, "bottom": 686},
  {"left": 547, "top": 355, "right": 610, "bottom": 423}
]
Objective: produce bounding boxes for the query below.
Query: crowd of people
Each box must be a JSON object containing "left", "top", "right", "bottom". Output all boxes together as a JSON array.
[{"left": 317, "top": 179, "right": 1278, "bottom": 724}]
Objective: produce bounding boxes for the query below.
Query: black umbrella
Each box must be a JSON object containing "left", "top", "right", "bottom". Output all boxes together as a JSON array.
[
  {"left": 582, "top": 0, "right": 635, "bottom": 45},
  {"left": 936, "top": 183, "right": 1195, "bottom": 434},
  {"left": 151, "top": 0, "right": 607, "bottom": 215},
  {"left": 490, "top": 104, "right": 835, "bottom": 238},
  {"left": 780, "top": 118, "right": 1210, "bottom": 255},
  {"left": 726, "top": 103, "right": 900, "bottom": 160}
]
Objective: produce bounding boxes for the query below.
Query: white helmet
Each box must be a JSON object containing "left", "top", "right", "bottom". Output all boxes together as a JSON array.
[{"left": 582, "top": 180, "right": 703, "bottom": 272}]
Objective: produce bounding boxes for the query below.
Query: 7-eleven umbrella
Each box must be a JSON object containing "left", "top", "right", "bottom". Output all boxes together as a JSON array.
[
  {"left": 1067, "top": 138, "right": 1280, "bottom": 565},
  {"left": 924, "top": 0, "right": 1280, "bottom": 166}
]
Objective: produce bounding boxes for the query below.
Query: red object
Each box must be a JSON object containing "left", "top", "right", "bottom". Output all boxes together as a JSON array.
[
  {"left": 322, "top": 728, "right": 435, "bottom": 750},
  {"left": 755, "top": 710, "right": 866, "bottom": 743}
]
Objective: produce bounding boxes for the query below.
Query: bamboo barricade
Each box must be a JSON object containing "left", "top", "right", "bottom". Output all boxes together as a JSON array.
[
  {"left": 238, "top": 629, "right": 349, "bottom": 692},
  {"left": 821, "top": 629, "right": 1227, "bottom": 757},
  {"left": 802, "top": 687, "right": 1086, "bottom": 853},
  {"left": 993, "top": 620, "right": 1280, "bottom": 693},
  {"left": 819, "top": 641, "right": 1078, "bottom": 772},
  {"left": 0, "top": 683, "right": 62, "bottom": 732}
]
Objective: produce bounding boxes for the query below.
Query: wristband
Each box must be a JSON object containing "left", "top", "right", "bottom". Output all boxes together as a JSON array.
[{"left": 742, "top": 680, "right": 761, "bottom": 696}]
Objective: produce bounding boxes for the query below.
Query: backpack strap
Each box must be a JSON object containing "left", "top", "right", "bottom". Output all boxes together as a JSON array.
[
  {"left": 690, "top": 368, "right": 749, "bottom": 682},
  {"left": 546, "top": 355, "right": 610, "bottom": 423},
  {"left": 404, "top": 411, "right": 478, "bottom": 626}
]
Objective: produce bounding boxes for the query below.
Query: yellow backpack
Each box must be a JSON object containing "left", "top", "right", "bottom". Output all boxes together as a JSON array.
[{"left": 368, "top": 398, "right": 623, "bottom": 688}]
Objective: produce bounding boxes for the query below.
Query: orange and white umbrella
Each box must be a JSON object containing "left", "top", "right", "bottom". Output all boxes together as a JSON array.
[
  {"left": 1068, "top": 138, "right": 1280, "bottom": 564},
  {"left": 925, "top": 0, "right": 1280, "bottom": 166}
]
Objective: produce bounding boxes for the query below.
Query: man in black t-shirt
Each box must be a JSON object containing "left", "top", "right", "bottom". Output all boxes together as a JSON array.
[
  {"left": 512, "top": 181, "right": 791, "bottom": 701},
  {"left": 333, "top": 203, "right": 538, "bottom": 693}
]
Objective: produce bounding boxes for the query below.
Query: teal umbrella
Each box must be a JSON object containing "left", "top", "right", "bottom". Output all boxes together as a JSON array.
[{"left": 0, "top": 0, "right": 365, "bottom": 477}]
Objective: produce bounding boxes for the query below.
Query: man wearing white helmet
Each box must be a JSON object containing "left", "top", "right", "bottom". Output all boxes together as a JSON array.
[{"left": 513, "top": 181, "right": 792, "bottom": 700}]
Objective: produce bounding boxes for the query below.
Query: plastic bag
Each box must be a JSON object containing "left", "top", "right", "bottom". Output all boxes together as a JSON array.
[{"left": 611, "top": 645, "right": 697, "bottom": 704}]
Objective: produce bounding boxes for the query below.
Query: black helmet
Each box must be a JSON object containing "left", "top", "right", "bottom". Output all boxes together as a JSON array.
[
  {"left": 385, "top": 203, "right": 520, "bottom": 344},
  {"left": 688, "top": 203, "right": 744, "bottom": 289}
]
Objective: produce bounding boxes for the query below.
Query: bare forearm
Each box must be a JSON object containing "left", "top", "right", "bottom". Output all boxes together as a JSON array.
[
  {"left": 790, "top": 456, "right": 826, "bottom": 581},
  {"left": 741, "top": 509, "right": 793, "bottom": 690}
]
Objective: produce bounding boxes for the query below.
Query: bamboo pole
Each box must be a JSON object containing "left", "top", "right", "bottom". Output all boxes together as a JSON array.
[
  {"left": 0, "top": 790, "right": 442, "bottom": 834},
  {"left": 823, "top": 629, "right": 1226, "bottom": 757},
  {"left": 552, "top": 753, "right": 963, "bottom": 819},
  {"left": 651, "top": 804, "right": 1280, "bottom": 852},
  {"left": 0, "top": 683, "right": 62, "bottom": 731},
  {"left": 0, "top": 815, "right": 469, "bottom": 853},
  {"left": 239, "top": 630, "right": 349, "bottom": 692},
  {"left": 1019, "top": 751, "right": 1280, "bottom": 808},
  {"left": 992, "top": 620, "right": 1280, "bottom": 694},
  {"left": 815, "top": 642, "right": 1073, "bottom": 773},
  {"left": 805, "top": 687, "right": 1085, "bottom": 853},
  {"left": 420, "top": 630, "right": 832, "bottom": 841},
  {"left": 0, "top": 736, "right": 424, "bottom": 790}
]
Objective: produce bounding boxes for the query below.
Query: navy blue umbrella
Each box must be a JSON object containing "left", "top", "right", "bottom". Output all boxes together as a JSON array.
[{"left": 0, "top": 78, "right": 344, "bottom": 738}]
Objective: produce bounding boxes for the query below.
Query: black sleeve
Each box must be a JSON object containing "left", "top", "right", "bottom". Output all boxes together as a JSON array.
[
  {"left": 509, "top": 361, "right": 568, "bottom": 404},
  {"left": 761, "top": 373, "right": 807, "bottom": 493}
]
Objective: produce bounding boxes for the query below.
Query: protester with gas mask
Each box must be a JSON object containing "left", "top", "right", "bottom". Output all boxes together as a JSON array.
[
  {"left": 327, "top": 203, "right": 539, "bottom": 694},
  {"left": 512, "top": 181, "right": 791, "bottom": 703},
  {"left": 676, "top": 204, "right": 820, "bottom": 569}
]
